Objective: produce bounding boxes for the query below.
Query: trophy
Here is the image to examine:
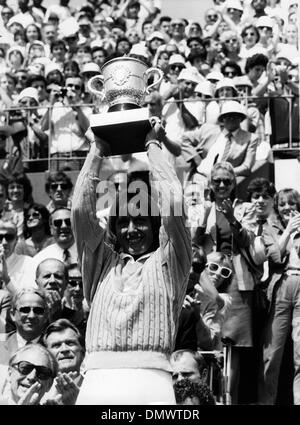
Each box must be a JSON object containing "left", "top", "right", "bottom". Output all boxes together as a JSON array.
[{"left": 87, "top": 56, "right": 163, "bottom": 156}]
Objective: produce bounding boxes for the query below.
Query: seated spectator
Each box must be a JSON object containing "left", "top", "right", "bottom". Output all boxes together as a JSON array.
[
  {"left": 33, "top": 207, "right": 77, "bottom": 269},
  {"left": 174, "top": 378, "right": 215, "bottom": 405},
  {"left": 0, "top": 218, "right": 35, "bottom": 293},
  {"left": 0, "top": 343, "right": 58, "bottom": 405},
  {"left": 42, "top": 319, "right": 85, "bottom": 405},
  {"left": 15, "top": 203, "right": 54, "bottom": 257},
  {"left": 181, "top": 100, "right": 258, "bottom": 184},
  {"left": 61, "top": 263, "right": 87, "bottom": 337},
  {"left": 0, "top": 288, "right": 48, "bottom": 365},
  {"left": 45, "top": 171, "right": 73, "bottom": 214},
  {"left": 35, "top": 258, "right": 68, "bottom": 322},
  {"left": 6, "top": 173, "right": 33, "bottom": 239}
]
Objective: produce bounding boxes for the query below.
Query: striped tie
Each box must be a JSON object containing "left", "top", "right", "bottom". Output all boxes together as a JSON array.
[{"left": 221, "top": 132, "right": 233, "bottom": 162}]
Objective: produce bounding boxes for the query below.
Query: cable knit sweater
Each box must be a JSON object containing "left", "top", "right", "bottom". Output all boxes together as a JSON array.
[{"left": 72, "top": 142, "right": 192, "bottom": 372}]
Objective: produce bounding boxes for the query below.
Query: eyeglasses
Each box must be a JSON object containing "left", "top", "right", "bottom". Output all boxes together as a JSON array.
[
  {"left": 67, "top": 84, "right": 81, "bottom": 90},
  {"left": 225, "top": 38, "right": 238, "bottom": 43},
  {"left": 212, "top": 178, "right": 233, "bottom": 186},
  {"left": 12, "top": 361, "right": 53, "bottom": 381},
  {"left": 27, "top": 211, "right": 41, "bottom": 220},
  {"left": 170, "top": 64, "right": 185, "bottom": 71},
  {"left": 0, "top": 233, "right": 16, "bottom": 242},
  {"left": 172, "top": 23, "right": 184, "bottom": 27},
  {"left": 206, "top": 262, "right": 232, "bottom": 278},
  {"left": 68, "top": 277, "right": 82, "bottom": 287},
  {"left": 207, "top": 14, "right": 218, "bottom": 19},
  {"left": 257, "top": 26, "right": 271, "bottom": 31},
  {"left": 18, "top": 306, "right": 45, "bottom": 315},
  {"left": 50, "top": 182, "right": 69, "bottom": 191},
  {"left": 52, "top": 218, "right": 71, "bottom": 228}
]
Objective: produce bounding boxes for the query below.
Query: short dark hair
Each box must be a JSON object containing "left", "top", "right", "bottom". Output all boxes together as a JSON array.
[
  {"left": 241, "top": 24, "right": 259, "bottom": 43},
  {"left": 221, "top": 60, "right": 242, "bottom": 77},
  {"left": 8, "top": 173, "right": 33, "bottom": 204},
  {"left": 247, "top": 177, "right": 276, "bottom": 201},
  {"left": 159, "top": 15, "right": 172, "bottom": 25},
  {"left": 26, "top": 74, "right": 47, "bottom": 88},
  {"left": 174, "top": 378, "right": 215, "bottom": 405},
  {"left": 245, "top": 53, "right": 269, "bottom": 73},
  {"left": 45, "top": 171, "right": 73, "bottom": 193},
  {"left": 50, "top": 39, "right": 67, "bottom": 53},
  {"left": 43, "top": 318, "right": 85, "bottom": 351}
]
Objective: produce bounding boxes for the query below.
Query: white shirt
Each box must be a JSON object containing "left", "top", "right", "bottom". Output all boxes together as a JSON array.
[
  {"left": 7, "top": 253, "right": 36, "bottom": 291},
  {"left": 32, "top": 242, "right": 78, "bottom": 272},
  {"left": 197, "top": 129, "right": 239, "bottom": 177}
]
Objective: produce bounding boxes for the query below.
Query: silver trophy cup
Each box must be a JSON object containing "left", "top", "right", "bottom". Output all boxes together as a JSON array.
[{"left": 87, "top": 56, "right": 163, "bottom": 155}]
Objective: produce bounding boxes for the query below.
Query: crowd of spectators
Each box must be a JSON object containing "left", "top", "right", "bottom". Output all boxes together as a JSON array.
[{"left": 0, "top": 0, "right": 299, "bottom": 406}]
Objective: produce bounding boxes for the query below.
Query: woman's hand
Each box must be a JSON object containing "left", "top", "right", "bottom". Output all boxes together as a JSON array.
[
  {"left": 216, "top": 199, "right": 236, "bottom": 223},
  {"left": 146, "top": 116, "right": 166, "bottom": 143},
  {"left": 17, "top": 382, "right": 41, "bottom": 405},
  {"left": 286, "top": 211, "right": 300, "bottom": 235},
  {"left": 183, "top": 294, "right": 201, "bottom": 309}
]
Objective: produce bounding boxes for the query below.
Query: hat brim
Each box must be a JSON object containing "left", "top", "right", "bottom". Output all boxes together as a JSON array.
[{"left": 218, "top": 111, "right": 247, "bottom": 121}]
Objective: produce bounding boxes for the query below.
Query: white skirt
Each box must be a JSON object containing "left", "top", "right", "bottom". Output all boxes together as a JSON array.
[{"left": 76, "top": 368, "right": 176, "bottom": 405}]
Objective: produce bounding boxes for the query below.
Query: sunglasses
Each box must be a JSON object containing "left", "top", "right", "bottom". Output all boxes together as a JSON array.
[
  {"left": 52, "top": 218, "right": 71, "bottom": 228},
  {"left": 170, "top": 64, "right": 185, "bottom": 70},
  {"left": 12, "top": 361, "right": 53, "bottom": 381},
  {"left": 172, "top": 23, "right": 184, "bottom": 27},
  {"left": 207, "top": 14, "right": 218, "bottom": 19},
  {"left": 258, "top": 26, "right": 272, "bottom": 31},
  {"left": 225, "top": 38, "right": 238, "bottom": 43},
  {"left": 68, "top": 277, "right": 82, "bottom": 287},
  {"left": 50, "top": 182, "right": 69, "bottom": 191},
  {"left": 0, "top": 233, "right": 16, "bottom": 242},
  {"left": 27, "top": 211, "right": 41, "bottom": 220},
  {"left": 212, "top": 178, "right": 233, "bottom": 186},
  {"left": 18, "top": 306, "right": 45, "bottom": 315},
  {"left": 206, "top": 262, "right": 232, "bottom": 278},
  {"left": 67, "top": 84, "right": 81, "bottom": 90}
]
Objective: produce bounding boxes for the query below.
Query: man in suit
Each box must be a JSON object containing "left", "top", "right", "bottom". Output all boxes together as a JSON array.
[
  {"left": 181, "top": 100, "right": 258, "bottom": 185},
  {"left": 0, "top": 288, "right": 48, "bottom": 365}
]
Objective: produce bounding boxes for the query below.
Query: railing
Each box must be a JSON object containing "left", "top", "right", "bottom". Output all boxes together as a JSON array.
[{"left": 1, "top": 91, "right": 299, "bottom": 172}]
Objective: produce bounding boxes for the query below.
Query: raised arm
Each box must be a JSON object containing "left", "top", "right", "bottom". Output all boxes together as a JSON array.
[
  {"left": 146, "top": 120, "right": 192, "bottom": 302},
  {"left": 71, "top": 137, "right": 114, "bottom": 303}
]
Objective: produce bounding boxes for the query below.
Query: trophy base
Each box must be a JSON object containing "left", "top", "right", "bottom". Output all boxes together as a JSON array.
[{"left": 90, "top": 107, "right": 151, "bottom": 156}]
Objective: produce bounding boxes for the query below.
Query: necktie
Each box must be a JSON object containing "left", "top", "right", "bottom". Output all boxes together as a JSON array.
[
  {"left": 257, "top": 218, "right": 267, "bottom": 236},
  {"left": 221, "top": 132, "right": 233, "bottom": 162},
  {"left": 63, "top": 249, "right": 71, "bottom": 265}
]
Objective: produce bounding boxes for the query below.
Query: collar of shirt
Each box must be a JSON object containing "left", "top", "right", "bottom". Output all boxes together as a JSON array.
[
  {"left": 223, "top": 128, "right": 239, "bottom": 139},
  {"left": 16, "top": 332, "right": 40, "bottom": 348},
  {"left": 119, "top": 251, "right": 152, "bottom": 264}
]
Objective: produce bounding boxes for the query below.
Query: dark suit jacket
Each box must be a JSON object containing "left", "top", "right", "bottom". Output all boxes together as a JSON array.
[
  {"left": 181, "top": 123, "right": 258, "bottom": 177},
  {"left": 0, "top": 332, "right": 43, "bottom": 365},
  {"left": 0, "top": 289, "right": 13, "bottom": 334}
]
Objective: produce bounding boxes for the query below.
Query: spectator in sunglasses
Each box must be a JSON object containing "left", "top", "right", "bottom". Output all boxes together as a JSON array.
[
  {"left": 15, "top": 203, "right": 54, "bottom": 257},
  {"left": 220, "top": 30, "right": 244, "bottom": 70},
  {"left": 61, "top": 264, "right": 87, "bottom": 338},
  {"left": 0, "top": 289, "right": 49, "bottom": 365},
  {"left": 45, "top": 171, "right": 73, "bottom": 214},
  {"left": 240, "top": 24, "right": 260, "bottom": 59},
  {"left": 33, "top": 207, "right": 77, "bottom": 269},
  {"left": 1, "top": 343, "right": 57, "bottom": 405}
]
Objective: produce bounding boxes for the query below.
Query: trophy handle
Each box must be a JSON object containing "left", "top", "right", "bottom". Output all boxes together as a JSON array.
[
  {"left": 87, "top": 75, "right": 105, "bottom": 99},
  {"left": 144, "top": 68, "right": 164, "bottom": 93}
]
